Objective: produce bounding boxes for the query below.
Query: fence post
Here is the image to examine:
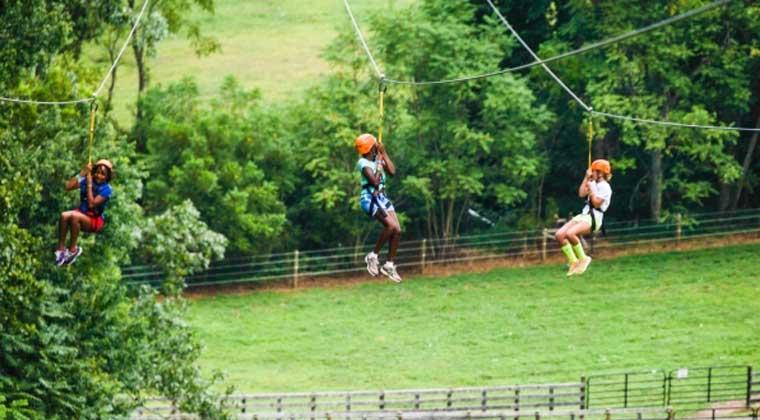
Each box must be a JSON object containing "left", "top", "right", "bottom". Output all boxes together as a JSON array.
[
  {"left": 707, "top": 367, "right": 712, "bottom": 402},
  {"left": 549, "top": 386, "right": 555, "bottom": 411},
  {"left": 292, "top": 250, "right": 299, "bottom": 289},
  {"left": 747, "top": 366, "right": 753, "bottom": 407},
  {"left": 624, "top": 373, "right": 629, "bottom": 408},
  {"left": 541, "top": 228, "right": 548, "bottom": 261},
  {"left": 421, "top": 238, "right": 427, "bottom": 275},
  {"left": 676, "top": 213, "right": 682, "bottom": 244},
  {"left": 580, "top": 376, "right": 587, "bottom": 410}
]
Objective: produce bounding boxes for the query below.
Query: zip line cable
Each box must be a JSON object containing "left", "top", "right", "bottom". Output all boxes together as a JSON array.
[
  {"left": 590, "top": 110, "right": 760, "bottom": 132},
  {"left": 486, "top": 0, "right": 591, "bottom": 111},
  {"left": 341, "top": 0, "right": 383, "bottom": 79},
  {"left": 344, "top": 0, "right": 758, "bottom": 132},
  {"left": 93, "top": 0, "right": 151, "bottom": 97},
  {"left": 0, "top": 0, "right": 150, "bottom": 106},
  {"left": 359, "top": 0, "right": 731, "bottom": 86},
  {"left": 485, "top": 0, "right": 760, "bottom": 133}
]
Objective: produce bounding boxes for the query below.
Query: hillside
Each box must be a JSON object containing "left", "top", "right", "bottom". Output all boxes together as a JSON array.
[{"left": 96, "top": 0, "right": 416, "bottom": 124}]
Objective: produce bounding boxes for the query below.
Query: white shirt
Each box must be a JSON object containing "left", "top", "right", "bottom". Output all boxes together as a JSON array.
[{"left": 582, "top": 180, "right": 612, "bottom": 226}]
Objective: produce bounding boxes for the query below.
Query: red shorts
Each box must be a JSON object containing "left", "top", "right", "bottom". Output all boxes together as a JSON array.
[{"left": 74, "top": 209, "right": 105, "bottom": 233}]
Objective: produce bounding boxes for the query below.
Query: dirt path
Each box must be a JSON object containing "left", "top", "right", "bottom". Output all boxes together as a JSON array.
[{"left": 687, "top": 400, "right": 758, "bottom": 419}]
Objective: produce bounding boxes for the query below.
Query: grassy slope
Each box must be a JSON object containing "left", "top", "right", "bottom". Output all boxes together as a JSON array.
[
  {"left": 103, "top": 0, "right": 414, "bottom": 124},
  {"left": 187, "top": 243, "right": 760, "bottom": 393}
]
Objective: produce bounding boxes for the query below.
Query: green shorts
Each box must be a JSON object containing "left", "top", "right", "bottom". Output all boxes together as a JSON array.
[{"left": 572, "top": 213, "right": 602, "bottom": 232}]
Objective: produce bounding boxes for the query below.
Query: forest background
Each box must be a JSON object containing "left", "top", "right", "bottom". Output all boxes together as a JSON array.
[{"left": 1, "top": 0, "right": 759, "bottom": 418}]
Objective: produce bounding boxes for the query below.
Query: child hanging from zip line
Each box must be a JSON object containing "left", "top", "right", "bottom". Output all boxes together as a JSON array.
[
  {"left": 54, "top": 159, "right": 113, "bottom": 266},
  {"left": 355, "top": 133, "right": 403, "bottom": 283},
  {"left": 554, "top": 159, "right": 612, "bottom": 276}
]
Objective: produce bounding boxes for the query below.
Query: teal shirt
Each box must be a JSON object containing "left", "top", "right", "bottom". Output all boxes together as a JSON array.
[{"left": 357, "top": 157, "right": 385, "bottom": 199}]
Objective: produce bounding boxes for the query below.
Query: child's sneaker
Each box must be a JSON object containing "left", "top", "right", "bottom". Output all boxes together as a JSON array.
[
  {"left": 54, "top": 249, "right": 69, "bottom": 267},
  {"left": 380, "top": 261, "right": 402, "bottom": 283},
  {"left": 566, "top": 260, "right": 579, "bottom": 276},
  {"left": 365, "top": 252, "right": 380, "bottom": 276},
  {"left": 63, "top": 246, "right": 83, "bottom": 265},
  {"left": 574, "top": 256, "right": 592, "bottom": 275}
]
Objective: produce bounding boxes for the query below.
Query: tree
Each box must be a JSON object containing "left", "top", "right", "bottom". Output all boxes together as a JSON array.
[
  {"left": 137, "top": 77, "right": 292, "bottom": 255},
  {"left": 122, "top": 0, "right": 220, "bottom": 150},
  {"left": 0, "top": 52, "right": 231, "bottom": 418},
  {"left": 296, "top": 0, "right": 553, "bottom": 247}
]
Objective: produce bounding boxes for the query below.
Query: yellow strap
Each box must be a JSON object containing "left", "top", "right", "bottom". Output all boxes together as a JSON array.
[
  {"left": 88, "top": 102, "right": 98, "bottom": 164},
  {"left": 587, "top": 114, "right": 593, "bottom": 168},
  {"left": 378, "top": 85, "right": 385, "bottom": 144}
]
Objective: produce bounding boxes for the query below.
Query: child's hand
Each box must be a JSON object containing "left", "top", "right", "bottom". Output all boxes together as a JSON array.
[
  {"left": 81, "top": 162, "right": 92, "bottom": 176},
  {"left": 376, "top": 143, "right": 386, "bottom": 155},
  {"left": 585, "top": 168, "right": 593, "bottom": 178}
]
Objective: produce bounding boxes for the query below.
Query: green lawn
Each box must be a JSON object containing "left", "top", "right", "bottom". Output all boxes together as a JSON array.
[
  {"left": 187, "top": 243, "right": 760, "bottom": 393},
  {"left": 98, "top": 0, "right": 415, "bottom": 124}
]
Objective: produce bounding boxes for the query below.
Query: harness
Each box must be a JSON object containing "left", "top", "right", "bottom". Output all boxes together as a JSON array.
[
  {"left": 362, "top": 184, "right": 389, "bottom": 218},
  {"left": 585, "top": 197, "right": 606, "bottom": 236}
]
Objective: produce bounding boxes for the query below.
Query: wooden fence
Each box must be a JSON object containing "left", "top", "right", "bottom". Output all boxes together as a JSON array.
[{"left": 133, "top": 382, "right": 584, "bottom": 419}]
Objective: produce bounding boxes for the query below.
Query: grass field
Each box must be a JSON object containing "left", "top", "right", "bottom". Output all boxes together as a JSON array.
[
  {"left": 187, "top": 243, "right": 760, "bottom": 393},
  {"left": 99, "top": 0, "right": 415, "bottom": 124}
]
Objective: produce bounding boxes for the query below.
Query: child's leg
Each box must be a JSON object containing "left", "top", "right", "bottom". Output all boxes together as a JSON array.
[
  {"left": 67, "top": 212, "right": 92, "bottom": 252},
  {"left": 373, "top": 212, "right": 394, "bottom": 255},
  {"left": 566, "top": 222, "right": 593, "bottom": 273},
  {"left": 385, "top": 211, "right": 401, "bottom": 262},
  {"left": 555, "top": 221, "right": 578, "bottom": 264},
  {"left": 57, "top": 211, "right": 74, "bottom": 250},
  {"left": 565, "top": 222, "right": 591, "bottom": 252}
]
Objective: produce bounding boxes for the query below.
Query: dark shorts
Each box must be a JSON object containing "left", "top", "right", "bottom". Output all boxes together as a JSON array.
[{"left": 74, "top": 209, "right": 105, "bottom": 233}]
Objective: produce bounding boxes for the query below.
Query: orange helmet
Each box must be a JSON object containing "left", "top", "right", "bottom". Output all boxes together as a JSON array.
[
  {"left": 590, "top": 159, "right": 611, "bottom": 175},
  {"left": 354, "top": 133, "right": 377, "bottom": 155}
]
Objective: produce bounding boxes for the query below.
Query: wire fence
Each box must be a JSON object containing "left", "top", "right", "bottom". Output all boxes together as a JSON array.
[{"left": 122, "top": 209, "right": 760, "bottom": 289}]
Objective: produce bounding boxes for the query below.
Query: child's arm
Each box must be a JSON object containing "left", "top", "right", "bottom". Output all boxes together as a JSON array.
[
  {"left": 376, "top": 143, "right": 396, "bottom": 176},
  {"left": 362, "top": 167, "right": 382, "bottom": 188},
  {"left": 587, "top": 186, "right": 605, "bottom": 208},
  {"left": 85, "top": 169, "right": 107, "bottom": 208},
  {"left": 65, "top": 163, "right": 90, "bottom": 191},
  {"left": 578, "top": 169, "right": 592, "bottom": 198}
]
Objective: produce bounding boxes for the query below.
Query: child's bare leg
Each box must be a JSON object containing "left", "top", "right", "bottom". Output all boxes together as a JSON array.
[
  {"left": 373, "top": 212, "right": 394, "bottom": 254},
  {"left": 57, "top": 211, "right": 73, "bottom": 250},
  {"left": 386, "top": 211, "right": 401, "bottom": 261},
  {"left": 566, "top": 222, "right": 591, "bottom": 245},
  {"left": 68, "top": 212, "right": 91, "bottom": 252}
]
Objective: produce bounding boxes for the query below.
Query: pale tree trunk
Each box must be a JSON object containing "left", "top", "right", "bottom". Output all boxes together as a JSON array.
[
  {"left": 649, "top": 149, "right": 663, "bottom": 221},
  {"left": 731, "top": 113, "right": 760, "bottom": 210}
]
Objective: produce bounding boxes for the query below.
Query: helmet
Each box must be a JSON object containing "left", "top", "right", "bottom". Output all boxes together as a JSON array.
[
  {"left": 95, "top": 159, "right": 113, "bottom": 171},
  {"left": 590, "top": 159, "right": 611, "bottom": 175},
  {"left": 354, "top": 133, "right": 377, "bottom": 155}
]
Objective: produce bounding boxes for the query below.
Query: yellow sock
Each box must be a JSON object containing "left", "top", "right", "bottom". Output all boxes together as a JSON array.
[
  {"left": 572, "top": 242, "right": 587, "bottom": 260},
  {"left": 561, "top": 243, "right": 578, "bottom": 264}
]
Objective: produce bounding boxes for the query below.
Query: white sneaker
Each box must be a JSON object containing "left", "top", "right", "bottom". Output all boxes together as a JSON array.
[
  {"left": 566, "top": 260, "right": 579, "bottom": 277},
  {"left": 365, "top": 252, "right": 379, "bottom": 276},
  {"left": 54, "top": 249, "right": 70, "bottom": 267},
  {"left": 63, "top": 246, "right": 83, "bottom": 266},
  {"left": 380, "top": 262, "right": 402, "bottom": 283},
  {"left": 574, "top": 256, "right": 592, "bottom": 275}
]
